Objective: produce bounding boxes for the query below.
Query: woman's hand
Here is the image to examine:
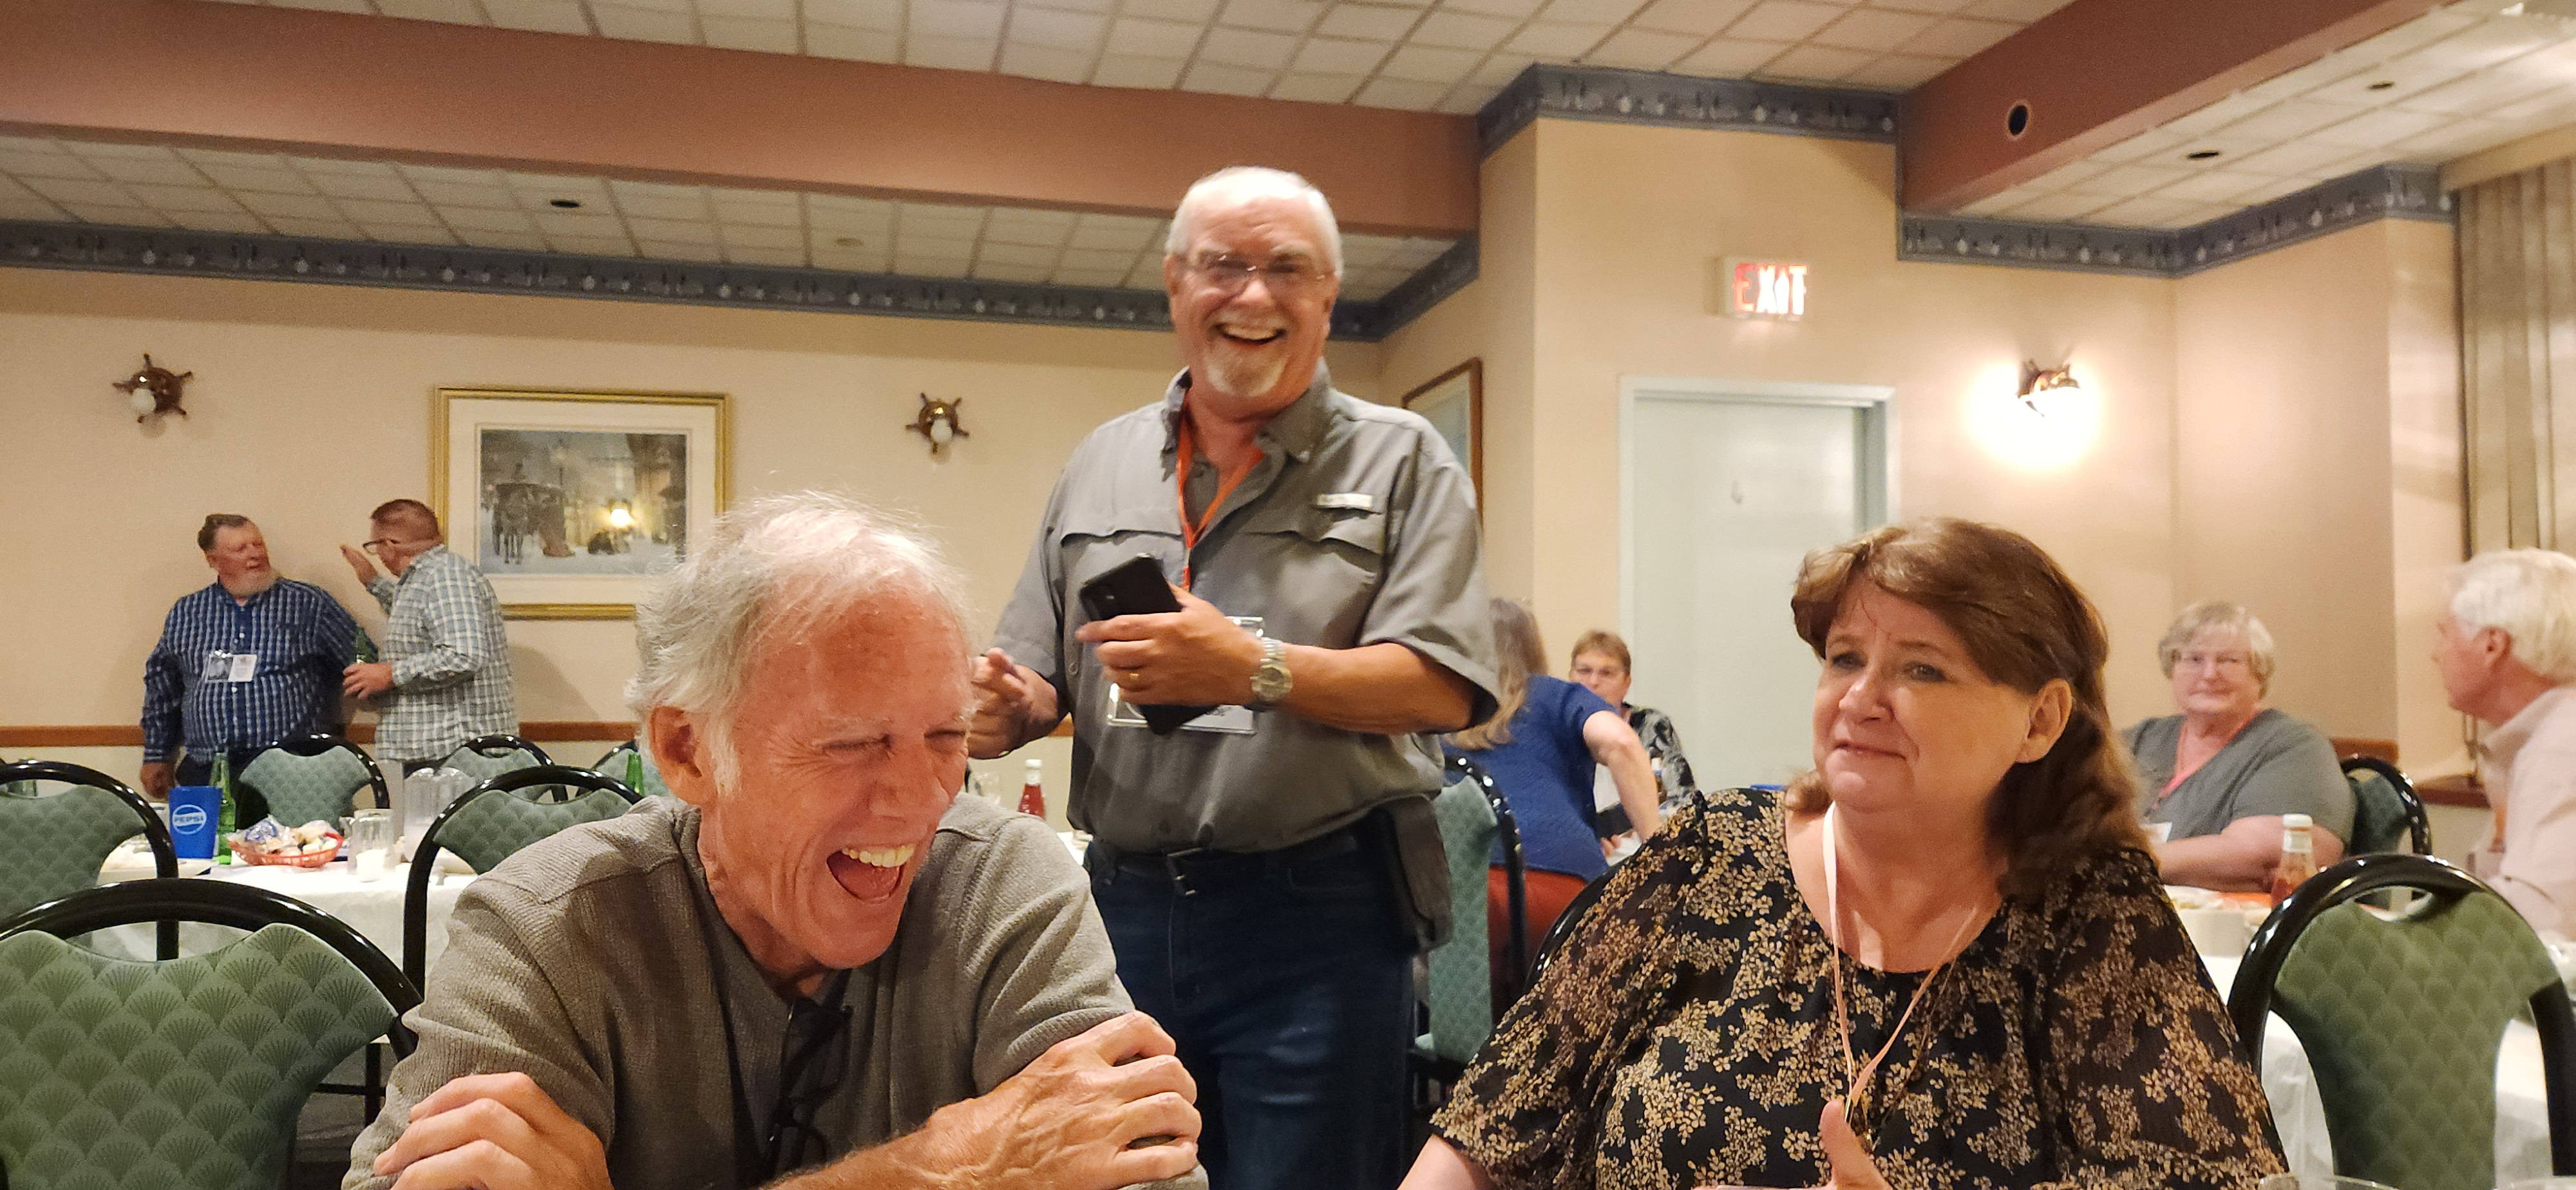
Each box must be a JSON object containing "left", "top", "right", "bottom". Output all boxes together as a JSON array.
[{"left": 1815, "top": 1100, "right": 1890, "bottom": 1189}]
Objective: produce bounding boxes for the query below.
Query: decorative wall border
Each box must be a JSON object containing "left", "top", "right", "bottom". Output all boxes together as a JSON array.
[
  {"left": 0, "top": 219, "right": 1466, "bottom": 343},
  {"left": 1897, "top": 164, "right": 2452, "bottom": 279},
  {"left": 1477, "top": 62, "right": 1900, "bottom": 158}
]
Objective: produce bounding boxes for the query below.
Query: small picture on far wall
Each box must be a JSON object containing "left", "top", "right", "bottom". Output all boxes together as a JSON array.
[
  {"left": 433, "top": 388, "right": 729, "bottom": 619},
  {"left": 1401, "top": 359, "right": 1482, "bottom": 513}
]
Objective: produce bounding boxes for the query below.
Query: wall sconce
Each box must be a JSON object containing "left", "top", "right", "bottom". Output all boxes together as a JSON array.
[
  {"left": 2018, "top": 360, "right": 2082, "bottom": 418},
  {"left": 113, "top": 354, "right": 193, "bottom": 423},
  {"left": 905, "top": 393, "right": 969, "bottom": 459}
]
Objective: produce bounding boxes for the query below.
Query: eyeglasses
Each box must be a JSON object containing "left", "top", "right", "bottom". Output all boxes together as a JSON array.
[
  {"left": 764, "top": 978, "right": 853, "bottom": 1177},
  {"left": 2174, "top": 651, "right": 2252, "bottom": 673},
  {"left": 1187, "top": 252, "right": 1332, "bottom": 295}
]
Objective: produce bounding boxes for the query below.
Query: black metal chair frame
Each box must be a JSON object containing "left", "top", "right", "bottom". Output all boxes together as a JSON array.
[
  {"left": 0, "top": 760, "right": 180, "bottom": 959},
  {"left": 402, "top": 764, "right": 638, "bottom": 990},
  {"left": 2338, "top": 755, "right": 2432, "bottom": 856},
  {"left": 450, "top": 733, "right": 552, "bottom": 768},
  {"left": 1445, "top": 754, "right": 1532, "bottom": 1008},
  {"left": 246, "top": 732, "right": 392, "bottom": 813},
  {"left": 2228, "top": 852, "right": 2576, "bottom": 1175},
  {"left": 0, "top": 876, "right": 421, "bottom": 1059}
]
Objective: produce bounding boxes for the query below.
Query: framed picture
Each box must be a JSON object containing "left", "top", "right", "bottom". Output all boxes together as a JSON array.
[
  {"left": 1401, "top": 359, "right": 1482, "bottom": 511},
  {"left": 430, "top": 387, "right": 729, "bottom": 619}
]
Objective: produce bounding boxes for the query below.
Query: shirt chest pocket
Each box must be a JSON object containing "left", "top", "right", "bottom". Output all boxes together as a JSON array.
[
  {"left": 1055, "top": 509, "right": 1185, "bottom": 612},
  {"left": 1235, "top": 503, "right": 1390, "bottom": 623}
]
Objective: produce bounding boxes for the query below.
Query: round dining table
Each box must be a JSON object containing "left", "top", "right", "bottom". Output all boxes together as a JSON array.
[{"left": 90, "top": 848, "right": 471, "bottom": 977}]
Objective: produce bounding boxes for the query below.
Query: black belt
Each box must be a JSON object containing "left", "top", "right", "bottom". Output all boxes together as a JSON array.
[{"left": 1090, "top": 820, "right": 1370, "bottom": 895}]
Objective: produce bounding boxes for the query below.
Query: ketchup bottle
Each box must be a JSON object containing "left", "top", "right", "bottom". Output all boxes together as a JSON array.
[
  {"left": 1019, "top": 758, "right": 1046, "bottom": 820},
  {"left": 2270, "top": 813, "right": 2317, "bottom": 905}
]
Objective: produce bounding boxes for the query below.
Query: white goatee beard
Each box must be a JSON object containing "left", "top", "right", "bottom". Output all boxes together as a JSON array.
[{"left": 1200, "top": 337, "right": 1289, "bottom": 401}]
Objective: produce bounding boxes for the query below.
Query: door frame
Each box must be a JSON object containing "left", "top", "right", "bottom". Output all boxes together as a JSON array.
[{"left": 1617, "top": 376, "right": 1898, "bottom": 640}]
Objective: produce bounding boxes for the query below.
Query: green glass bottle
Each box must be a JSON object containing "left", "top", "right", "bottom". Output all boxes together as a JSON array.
[
  {"left": 352, "top": 627, "right": 378, "bottom": 665},
  {"left": 211, "top": 751, "right": 236, "bottom": 864},
  {"left": 625, "top": 748, "right": 645, "bottom": 794}
]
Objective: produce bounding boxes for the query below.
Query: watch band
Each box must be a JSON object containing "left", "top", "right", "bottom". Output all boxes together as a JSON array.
[{"left": 1248, "top": 635, "right": 1293, "bottom": 710}]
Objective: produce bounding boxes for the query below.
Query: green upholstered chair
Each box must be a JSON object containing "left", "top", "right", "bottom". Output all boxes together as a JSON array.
[
  {"left": 2230, "top": 853, "right": 2576, "bottom": 1190},
  {"left": 0, "top": 878, "right": 418, "bottom": 1190},
  {"left": 2340, "top": 756, "right": 2432, "bottom": 856},
  {"left": 0, "top": 762, "right": 178, "bottom": 958},
  {"left": 402, "top": 764, "right": 638, "bottom": 990},
  {"left": 435, "top": 733, "right": 551, "bottom": 788},
  {"left": 1420, "top": 756, "right": 1528, "bottom": 1066},
  {"left": 592, "top": 740, "right": 674, "bottom": 799},
  {"left": 240, "top": 734, "right": 388, "bottom": 827}
]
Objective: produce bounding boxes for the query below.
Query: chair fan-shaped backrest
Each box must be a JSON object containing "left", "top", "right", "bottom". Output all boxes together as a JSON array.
[
  {"left": 240, "top": 746, "right": 373, "bottom": 826},
  {"left": 0, "top": 784, "right": 157, "bottom": 920},
  {"left": 1423, "top": 776, "right": 1499, "bottom": 1064}
]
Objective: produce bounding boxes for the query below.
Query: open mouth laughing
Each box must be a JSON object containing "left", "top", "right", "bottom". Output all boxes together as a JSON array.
[{"left": 825, "top": 842, "right": 917, "bottom": 903}]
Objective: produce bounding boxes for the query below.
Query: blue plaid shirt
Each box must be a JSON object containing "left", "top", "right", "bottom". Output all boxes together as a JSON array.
[{"left": 141, "top": 579, "right": 359, "bottom": 763}]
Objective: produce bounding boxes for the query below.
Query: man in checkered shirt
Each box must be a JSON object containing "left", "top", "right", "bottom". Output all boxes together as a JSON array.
[{"left": 341, "top": 498, "right": 516, "bottom": 771}]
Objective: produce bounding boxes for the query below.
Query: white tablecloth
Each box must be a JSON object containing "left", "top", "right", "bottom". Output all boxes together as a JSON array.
[
  {"left": 2202, "top": 953, "right": 2553, "bottom": 1180},
  {"left": 89, "top": 856, "right": 470, "bottom": 977}
]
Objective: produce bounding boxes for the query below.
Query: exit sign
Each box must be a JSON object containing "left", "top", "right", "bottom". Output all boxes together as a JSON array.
[{"left": 1725, "top": 258, "right": 1808, "bottom": 321}]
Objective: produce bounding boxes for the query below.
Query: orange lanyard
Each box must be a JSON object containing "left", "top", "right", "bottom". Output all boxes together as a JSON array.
[
  {"left": 1820, "top": 804, "right": 1985, "bottom": 1135},
  {"left": 1172, "top": 410, "right": 1262, "bottom": 591}
]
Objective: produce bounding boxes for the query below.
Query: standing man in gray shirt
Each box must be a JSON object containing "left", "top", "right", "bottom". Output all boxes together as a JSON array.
[
  {"left": 339, "top": 498, "right": 516, "bottom": 771},
  {"left": 975, "top": 166, "right": 1499, "bottom": 1190}
]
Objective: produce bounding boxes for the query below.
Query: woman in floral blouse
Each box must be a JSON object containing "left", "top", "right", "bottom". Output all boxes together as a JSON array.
[{"left": 1406, "top": 518, "right": 2283, "bottom": 1190}]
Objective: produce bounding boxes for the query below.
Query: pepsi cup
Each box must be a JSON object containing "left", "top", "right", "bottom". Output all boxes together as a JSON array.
[{"left": 168, "top": 784, "right": 220, "bottom": 860}]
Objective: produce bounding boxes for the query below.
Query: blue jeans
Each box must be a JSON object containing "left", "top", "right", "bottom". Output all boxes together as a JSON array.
[{"left": 1091, "top": 833, "right": 1416, "bottom": 1190}]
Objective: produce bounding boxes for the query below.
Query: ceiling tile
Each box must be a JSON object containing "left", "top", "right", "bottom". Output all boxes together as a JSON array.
[
  {"left": 1200, "top": 26, "right": 1300, "bottom": 68},
  {"left": 808, "top": 192, "right": 895, "bottom": 215},
  {"left": 1507, "top": 21, "right": 1613, "bottom": 55},
  {"left": 974, "top": 261, "right": 1056, "bottom": 282},
  {"left": 1630, "top": 0, "right": 1756, "bottom": 35},
  {"left": 1995, "top": 191, "right": 2115, "bottom": 222},
  {"left": 0, "top": 150, "right": 99, "bottom": 181},
  {"left": 905, "top": 34, "right": 1002, "bottom": 68},
  {"left": 1180, "top": 61, "right": 1279, "bottom": 93},
  {"left": 2083, "top": 194, "right": 2206, "bottom": 229},
  {"left": 1837, "top": 52, "right": 1952, "bottom": 89},
  {"left": 377, "top": 0, "right": 488, "bottom": 23},
  {"left": 480, "top": 0, "right": 591, "bottom": 34},
  {"left": 2224, "top": 139, "right": 2363, "bottom": 177},
  {"left": 358, "top": 223, "right": 459, "bottom": 243},
  {"left": 262, "top": 217, "right": 365, "bottom": 240},
  {"left": 1314, "top": 4, "right": 1417, "bottom": 38},
  {"left": 913, "top": 0, "right": 1008, "bottom": 39},
  {"left": 728, "top": 245, "right": 811, "bottom": 266},
  {"left": 1217, "top": 0, "right": 1326, "bottom": 32},
  {"left": 1061, "top": 246, "right": 1144, "bottom": 271},
  {"left": 1437, "top": 84, "right": 1502, "bottom": 113},
  {"left": 895, "top": 256, "right": 973, "bottom": 278},
  {"left": 1726, "top": 0, "right": 1846, "bottom": 42},
  {"left": 195, "top": 165, "right": 317, "bottom": 194},
  {"left": 540, "top": 232, "right": 635, "bottom": 255},
  {"left": 1901, "top": 15, "right": 2014, "bottom": 57},
  {"left": 1107, "top": 16, "right": 1205, "bottom": 55},
  {"left": 1070, "top": 216, "right": 1161, "bottom": 250},
  {"left": 1412, "top": 10, "right": 1517, "bottom": 49},
  {"left": 712, "top": 198, "right": 802, "bottom": 226},
  {"left": 2332, "top": 8, "right": 2482, "bottom": 66},
  {"left": 807, "top": 22, "right": 902, "bottom": 59},
  {"left": 1585, "top": 28, "right": 1701, "bottom": 69},
  {"left": 85, "top": 158, "right": 209, "bottom": 186},
  {"left": 721, "top": 224, "right": 804, "bottom": 249},
  {"left": 1009, "top": 6, "right": 1108, "bottom": 48},
  {"left": 1862, "top": 0, "right": 1973, "bottom": 12},
  {"left": 2306, "top": 106, "right": 2453, "bottom": 149},
  {"left": 1054, "top": 267, "right": 1133, "bottom": 287},
  {"left": 173, "top": 147, "right": 285, "bottom": 169},
  {"left": 1381, "top": 42, "right": 1484, "bottom": 80},
  {"left": 1472, "top": 52, "right": 1540, "bottom": 84},
  {"left": 986, "top": 214, "right": 1076, "bottom": 245},
  {"left": 1537, "top": 0, "right": 1649, "bottom": 23},
  {"left": 269, "top": 0, "right": 373, "bottom": 11},
  {"left": 509, "top": 173, "right": 612, "bottom": 202},
  {"left": 2218, "top": 97, "right": 2369, "bottom": 141},
  {"left": 2085, "top": 128, "right": 2186, "bottom": 163},
  {"left": 442, "top": 207, "right": 542, "bottom": 232},
  {"left": 1293, "top": 37, "right": 1391, "bottom": 72},
  {"left": 290, "top": 156, "right": 401, "bottom": 178},
  {"left": 2061, "top": 162, "right": 2185, "bottom": 197},
  {"left": 400, "top": 164, "right": 507, "bottom": 187},
  {"left": 1121, "top": 0, "right": 1222, "bottom": 21},
  {"left": 1812, "top": 6, "right": 1933, "bottom": 52},
  {"left": 1676, "top": 36, "right": 1785, "bottom": 73},
  {"left": 2156, "top": 93, "right": 2277, "bottom": 138},
  {"left": 699, "top": 0, "right": 797, "bottom": 16},
  {"left": 812, "top": 249, "right": 893, "bottom": 272},
  {"left": 1955, "top": 185, "right": 2038, "bottom": 216},
  {"left": 0, "top": 135, "right": 66, "bottom": 155},
  {"left": 609, "top": 178, "right": 706, "bottom": 201},
  {"left": 236, "top": 192, "right": 344, "bottom": 220},
  {"left": 703, "top": 16, "right": 800, "bottom": 51},
  {"left": 638, "top": 239, "right": 726, "bottom": 261},
  {"left": 122, "top": 184, "right": 243, "bottom": 213},
  {"left": 1756, "top": 42, "right": 1873, "bottom": 80},
  {"left": 623, "top": 215, "right": 717, "bottom": 242},
  {"left": 1952, "top": 0, "right": 2066, "bottom": 17},
  {"left": 806, "top": 0, "right": 904, "bottom": 30},
  {"left": 807, "top": 206, "right": 894, "bottom": 234},
  {"left": 61, "top": 142, "right": 182, "bottom": 162},
  {"left": 589, "top": 5, "right": 699, "bottom": 42},
  {"left": 1092, "top": 52, "right": 1189, "bottom": 86},
  {"left": 999, "top": 42, "right": 1097, "bottom": 80},
  {"left": 614, "top": 193, "right": 712, "bottom": 220},
  {"left": 0, "top": 194, "right": 68, "bottom": 221},
  {"left": 2150, "top": 171, "right": 2274, "bottom": 204},
  {"left": 312, "top": 173, "right": 420, "bottom": 202},
  {"left": 1025, "top": 0, "right": 1119, "bottom": 14},
  {"left": 338, "top": 198, "right": 442, "bottom": 225},
  {"left": 1443, "top": 0, "right": 1547, "bottom": 15},
  {"left": 979, "top": 241, "right": 1062, "bottom": 267},
  {"left": 1353, "top": 77, "right": 1450, "bottom": 108},
  {"left": 23, "top": 178, "right": 133, "bottom": 206}
]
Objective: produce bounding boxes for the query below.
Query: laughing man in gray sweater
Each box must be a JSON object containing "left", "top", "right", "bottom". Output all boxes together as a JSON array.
[{"left": 350, "top": 493, "right": 1200, "bottom": 1190}]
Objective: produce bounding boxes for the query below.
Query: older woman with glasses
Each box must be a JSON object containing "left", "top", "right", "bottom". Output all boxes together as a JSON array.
[
  {"left": 1403, "top": 519, "right": 2281, "bottom": 1190},
  {"left": 2128, "top": 601, "right": 2352, "bottom": 892}
]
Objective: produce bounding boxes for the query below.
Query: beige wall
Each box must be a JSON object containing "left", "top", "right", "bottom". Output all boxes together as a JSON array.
[{"left": 0, "top": 266, "right": 1376, "bottom": 809}]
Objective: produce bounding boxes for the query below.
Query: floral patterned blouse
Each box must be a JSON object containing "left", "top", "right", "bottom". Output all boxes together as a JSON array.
[{"left": 1432, "top": 789, "right": 2284, "bottom": 1189}]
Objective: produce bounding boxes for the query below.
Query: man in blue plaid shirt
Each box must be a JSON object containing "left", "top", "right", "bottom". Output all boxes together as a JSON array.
[
  {"left": 341, "top": 499, "right": 517, "bottom": 771},
  {"left": 139, "top": 515, "right": 359, "bottom": 803}
]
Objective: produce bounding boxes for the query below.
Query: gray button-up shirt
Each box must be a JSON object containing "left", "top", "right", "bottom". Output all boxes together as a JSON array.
[{"left": 992, "top": 368, "right": 1500, "bottom": 855}]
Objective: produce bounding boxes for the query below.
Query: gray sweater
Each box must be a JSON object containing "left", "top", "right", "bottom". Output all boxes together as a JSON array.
[{"left": 346, "top": 795, "right": 1133, "bottom": 1189}]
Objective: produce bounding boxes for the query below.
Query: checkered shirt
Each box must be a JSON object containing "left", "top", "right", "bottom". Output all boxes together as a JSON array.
[
  {"left": 366, "top": 545, "right": 516, "bottom": 762},
  {"left": 140, "top": 579, "right": 358, "bottom": 764}
]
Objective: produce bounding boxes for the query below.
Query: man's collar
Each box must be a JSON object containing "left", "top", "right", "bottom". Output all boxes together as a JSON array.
[
  {"left": 2488, "top": 685, "right": 2576, "bottom": 758},
  {"left": 1160, "top": 366, "right": 1336, "bottom": 463},
  {"left": 211, "top": 578, "right": 278, "bottom": 605}
]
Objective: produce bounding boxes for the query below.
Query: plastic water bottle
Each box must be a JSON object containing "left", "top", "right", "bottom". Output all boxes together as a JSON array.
[
  {"left": 1019, "top": 758, "right": 1046, "bottom": 820},
  {"left": 211, "top": 751, "right": 236, "bottom": 864}
]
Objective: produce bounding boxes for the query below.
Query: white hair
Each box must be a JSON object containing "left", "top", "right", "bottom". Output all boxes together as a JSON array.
[
  {"left": 624, "top": 491, "right": 971, "bottom": 790},
  {"left": 2448, "top": 549, "right": 2576, "bottom": 685},
  {"left": 2155, "top": 600, "right": 2278, "bottom": 694},
  {"left": 1163, "top": 165, "right": 1343, "bottom": 276}
]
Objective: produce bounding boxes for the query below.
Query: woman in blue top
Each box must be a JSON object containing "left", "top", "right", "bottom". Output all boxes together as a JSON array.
[{"left": 1446, "top": 599, "right": 1662, "bottom": 990}]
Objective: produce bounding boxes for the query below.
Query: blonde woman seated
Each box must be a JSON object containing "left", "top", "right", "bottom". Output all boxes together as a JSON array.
[
  {"left": 1405, "top": 519, "right": 2282, "bottom": 1190},
  {"left": 2128, "top": 601, "right": 2351, "bottom": 892}
]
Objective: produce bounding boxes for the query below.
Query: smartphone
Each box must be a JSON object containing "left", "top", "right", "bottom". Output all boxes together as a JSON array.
[{"left": 1077, "top": 555, "right": 1215, "bottom": 734}]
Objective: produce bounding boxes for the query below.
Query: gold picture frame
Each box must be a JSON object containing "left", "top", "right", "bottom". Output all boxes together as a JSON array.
[
  {"left": 430, "top": 386, "right": 730, "bottom": 619},
  {"left": 1401, "top": 359, "right": 1482, "bottom": 513}
]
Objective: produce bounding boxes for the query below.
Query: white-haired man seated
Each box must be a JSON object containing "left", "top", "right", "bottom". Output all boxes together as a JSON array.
[
  {"left": 2438, "top": 547, "right": 2576, "bottom": 938},
  {"left": 347, "top": 492, "right": 1200, "bottom": 1190}
]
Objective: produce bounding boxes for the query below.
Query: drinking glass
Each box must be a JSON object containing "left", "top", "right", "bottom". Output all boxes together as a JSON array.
[{"left": 346, "top": 808, "right": 394, "bottom": 858}]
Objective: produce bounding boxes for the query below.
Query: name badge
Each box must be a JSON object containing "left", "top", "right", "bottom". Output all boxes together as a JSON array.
[
  {"left": 227, "top": 652, "right": 261, "bottom": 682},
  {"left": 202, "top": 651, "right": 231, "bottom": 681},
  {"left": 1315, "top": 492, "right": 1378, "bottom": 513},
  {"left": 1104, "top": 616, "right": 1260, "bottom": 735}
]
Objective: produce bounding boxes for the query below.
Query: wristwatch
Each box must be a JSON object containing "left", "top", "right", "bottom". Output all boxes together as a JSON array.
[{"left": 1247, "top": 635, "right": 1293, "bottom": 710}]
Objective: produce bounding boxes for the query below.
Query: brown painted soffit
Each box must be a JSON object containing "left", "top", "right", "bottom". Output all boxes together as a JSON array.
[
  {"left": 0, "top": 0, "right": 1479, "bottom": 238},
  {"left": 1902, "top": 0, "right": 2447, "bottom": 212}
]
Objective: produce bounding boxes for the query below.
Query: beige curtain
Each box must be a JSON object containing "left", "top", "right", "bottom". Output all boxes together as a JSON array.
[{"left": 2462, "top": 156, "right": 2576, "bottom": 552}]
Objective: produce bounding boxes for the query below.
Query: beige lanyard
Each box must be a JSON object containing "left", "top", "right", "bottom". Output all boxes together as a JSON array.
[{"left": 1821, "top": 804, "right": 1986, "bottom": 1133}]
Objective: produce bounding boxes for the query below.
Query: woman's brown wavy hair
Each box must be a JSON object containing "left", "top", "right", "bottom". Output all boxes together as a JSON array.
[{"left": 1783, "top": 517, "right": 2148, "bottom": 898}]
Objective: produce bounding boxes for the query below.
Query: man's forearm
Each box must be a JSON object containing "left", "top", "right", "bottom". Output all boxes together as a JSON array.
[{"left": 1274, "top": 643, "right": 1475, "bottom": 735}]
